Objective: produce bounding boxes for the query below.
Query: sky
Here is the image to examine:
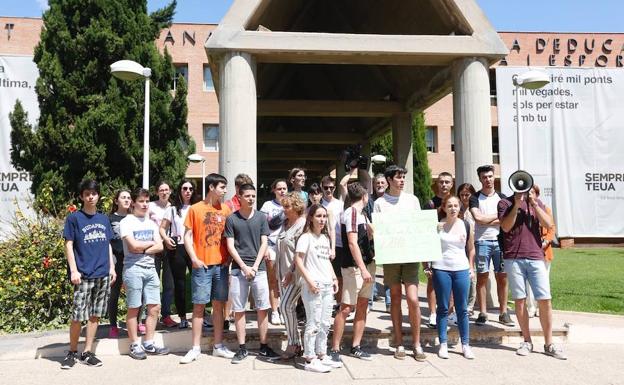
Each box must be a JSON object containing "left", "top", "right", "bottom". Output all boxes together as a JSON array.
[{"left": 2, "top": 0, "right": 623, "bottom": 33}]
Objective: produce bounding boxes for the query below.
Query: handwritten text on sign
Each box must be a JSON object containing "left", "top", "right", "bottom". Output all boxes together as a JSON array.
[{"left": 372, "top": 210, "right": 442, "bottom": 265}]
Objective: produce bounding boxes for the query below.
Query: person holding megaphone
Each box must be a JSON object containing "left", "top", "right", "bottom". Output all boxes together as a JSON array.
[{"left": 497, "top": 174, "right": 567, "bottom": 360}]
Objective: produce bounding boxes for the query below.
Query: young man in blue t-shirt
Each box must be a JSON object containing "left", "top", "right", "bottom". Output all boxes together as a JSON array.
[{"left": 61, "top": 180, "right": 116, "bottom": 369}]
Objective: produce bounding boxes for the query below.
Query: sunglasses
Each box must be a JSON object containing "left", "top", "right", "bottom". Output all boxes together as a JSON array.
[
  {"left": 182, "top": 186, "right": 194, "bottom": 191},
  {"left": 322, "top": 186, "right": 335, "bottom": 190}
]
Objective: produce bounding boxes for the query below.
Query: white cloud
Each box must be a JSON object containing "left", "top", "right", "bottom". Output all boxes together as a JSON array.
[{"left": 36, "top": 0, "right": 49, "bottom": 11}]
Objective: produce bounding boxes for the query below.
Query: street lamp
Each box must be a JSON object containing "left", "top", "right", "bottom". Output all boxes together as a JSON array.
[
  {"left": 512, "top": 69, "right": 550, "bottom": 169},
  {"left": 187, "top": 153, "right": 206, "bottom": 198},
  {"left": 110, "top": 60, "right": 152, "bottom": 189}
]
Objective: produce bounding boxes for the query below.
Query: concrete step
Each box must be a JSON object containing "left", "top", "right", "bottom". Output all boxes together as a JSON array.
[{"left": 1, "top": 301, "right": 568, "bottom": 360}]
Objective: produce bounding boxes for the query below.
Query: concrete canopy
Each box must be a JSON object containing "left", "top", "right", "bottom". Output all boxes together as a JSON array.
[{"left": 206, "top": 0, "right": 507, "bottom": 188}]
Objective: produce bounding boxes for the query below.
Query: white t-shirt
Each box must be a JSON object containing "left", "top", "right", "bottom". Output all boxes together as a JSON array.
[
  {"left": 469, "top": 191, "right": 502, "bottom": 241},
  {"left": 373, "top": 192, "right": 421, "bottom": 213},
  {"left": 259, "top": 199, "right": 284, "bottom": 247},
  {"left": 296, "top": 232, "right": 333, "bottom": 284},
  {"left": 120, "top": 214, "right": 160, "bottom": 268},
  {"left": 322, "top": 197, "right": 344, "bottom": 248},
  {"left": 148, "top": 201, "right": 170, "bottom": 227},
  {"left": 164, "top": 205, "right": 190, "bottom": 243},
  {"left": 433, "top": 220, "right": 471, "bottom": 271}
]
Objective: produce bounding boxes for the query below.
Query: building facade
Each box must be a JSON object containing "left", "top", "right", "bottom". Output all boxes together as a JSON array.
[{"left": 3, "top": 16, "right": 624, "bottom": 190}]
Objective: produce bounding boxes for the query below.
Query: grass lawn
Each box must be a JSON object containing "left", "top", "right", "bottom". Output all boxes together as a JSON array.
[{"left": 550, "top": 248, "right": 624, "bottom": 315}]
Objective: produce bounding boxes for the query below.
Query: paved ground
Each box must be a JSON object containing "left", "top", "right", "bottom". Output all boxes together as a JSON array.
[
  {"left": 2, "top": 342, "right": 623, "bottom": 385},
  {"left": 2, "top": 278, "right": 624, "bottom": 384}
]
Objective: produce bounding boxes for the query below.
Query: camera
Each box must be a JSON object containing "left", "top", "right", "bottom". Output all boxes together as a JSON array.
[{"left": 340, "top": 144, "right": 370, "bottom": 172}]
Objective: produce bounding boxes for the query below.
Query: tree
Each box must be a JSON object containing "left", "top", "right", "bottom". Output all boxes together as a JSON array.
[
  {"left": 9, "top": 0, "right": 193, "bottom": 206},
  {"left": 411, "top": 112, "right": 434, "bottom": 206},
  {"left": 371, "top": 111, "right": 434, "bottom": 206}
]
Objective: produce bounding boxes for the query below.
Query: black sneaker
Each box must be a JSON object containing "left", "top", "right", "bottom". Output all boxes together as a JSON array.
[
  {"left": 329, "top": 349, "right": 341, "bottom": 364},
  {"left": 61, "top": 351, "right": 78, "bottom": 369},
  {"left": 129, "top": 343, "right": 147, "bottom": 360},
  {"left": 259, "top": 346, "right": 280, "bottom": 360},
  {"left": 499, "top": 312, "right": 516, "bottom": 327},
  {"left": 475, "top": 312, "right": 488, "bottom": 325},
  {"left": 350, "top": 346, "right": 373, "bottom": 361},
  {"left": 223, "top": 320, "right": 230, "bottom": 331},
  {"left": 143, "top": 343, "right": 170, "bottom": 355},
  {"left": 231, "top": 348, "right": 248, "bottom": 364},
  {"left": 80, "top": 351, "right": 102, "bottom": 367}
]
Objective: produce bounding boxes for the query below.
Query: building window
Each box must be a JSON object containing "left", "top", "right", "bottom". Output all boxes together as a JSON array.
[
  {"left": 173, "top": 64, "right": 188, "bottom": 91},
  {"left": 450, "top": 126, "right": 455, "bottom": 152},
  {"left": 203, "top": 65, "right": 214, "bottom": 91},
  {"left": 203, "top": 124, "right": 219, "bottom": 152},
  {"left": 489, "top": 69, "right": 497, "bottom": 106},
  {"left": 492, "top": 126, "right": 500, "bottom": 164},
  {"left": 425, "top": 126, "right": 437, "bottom": 153}
]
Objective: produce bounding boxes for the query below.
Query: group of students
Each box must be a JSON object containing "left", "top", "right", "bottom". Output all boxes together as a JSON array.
[{"left": 60, "top": 162, "right": 565, "bottom": 371}]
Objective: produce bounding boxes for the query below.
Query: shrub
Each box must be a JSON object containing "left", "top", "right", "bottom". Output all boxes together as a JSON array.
[{"left": 0, "top": 185, "right": 114, "bottom": 333}]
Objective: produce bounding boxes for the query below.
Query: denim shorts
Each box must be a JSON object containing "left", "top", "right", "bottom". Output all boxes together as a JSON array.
[
  {"left": 504, "top": 258, "right": 551, "bottom": 300},
  {"left": 191, "top": 264, "right": 229, "bottom": 304},
  {"left": 123, "top": 264, "right": 160, "bottom": 308},
  {"left": 230, "top": 269, "right": 270, "bottom": 312},
  {"left": 475, "top": 240, "right": 504, "bottom": 273}
]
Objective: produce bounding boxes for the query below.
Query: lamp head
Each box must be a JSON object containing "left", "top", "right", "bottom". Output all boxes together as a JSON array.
[
  {"left": 187, "top": 153, "right": 205, "bottom": 163},
  {"left": 371, "top": 154, "right": 387, "bottom": 165},
  {"left": 513, "top": 70, "right": 550, "bottom": 90},
  {"left": 111, "top": 60, "right": 149, "bottom": 81}
]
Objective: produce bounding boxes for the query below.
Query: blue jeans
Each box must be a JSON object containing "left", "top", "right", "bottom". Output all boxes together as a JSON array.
[{"left": 433, "top": 269, "right": 471, "bottom": 345}]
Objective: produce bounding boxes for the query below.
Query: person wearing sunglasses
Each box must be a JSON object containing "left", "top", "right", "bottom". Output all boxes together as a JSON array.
[
  {"left": 320, "top": 176, "right": 345, "bottom": 305},
  {"left": 160, "top": 180, "right": 199, "bottom": 330}
]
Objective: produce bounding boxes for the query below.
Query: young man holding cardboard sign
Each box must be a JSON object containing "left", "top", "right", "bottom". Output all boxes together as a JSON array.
[{"left": 373, "top": 165, "right": 427, "bottom": 361}]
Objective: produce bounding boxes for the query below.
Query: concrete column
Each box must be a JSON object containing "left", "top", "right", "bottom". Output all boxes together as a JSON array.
[
  {"left": 452, "top": 57, "right": 493, "bottom": 187},
  {"left": 392, "top": 112, "right": 414, "bottom": 194},
  {"left": 453, "top": 58, "right": 498, "bottom": 308},
  {"left": 218, "top": 52, "right": 257, "bottom": 199}
]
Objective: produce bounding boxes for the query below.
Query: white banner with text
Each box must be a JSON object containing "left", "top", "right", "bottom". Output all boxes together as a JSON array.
[
  {"left": 0, "top": 56, "right": 39, "bottom": 237},
  {"left": 497, "top": 66, "right": 624, "bottom": 237}
]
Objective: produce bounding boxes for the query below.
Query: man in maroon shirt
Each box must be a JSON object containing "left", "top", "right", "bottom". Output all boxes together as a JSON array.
[{"left": 498, "top": 189, "right": 566, "bottom": 360}]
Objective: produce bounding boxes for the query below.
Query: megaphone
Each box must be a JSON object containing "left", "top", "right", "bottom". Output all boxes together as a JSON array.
[{"left": 509, "top": 170, "right": 534, "bottom": 193}]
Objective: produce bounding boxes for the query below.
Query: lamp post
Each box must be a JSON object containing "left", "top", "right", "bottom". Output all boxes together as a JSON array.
[
  {"left": 110, "top": 60, "right": 152, "bottom": 189},
  {"left": 187, "top": 153, "right": 206, "bottom": 198},
  {"left": 512, "top": 70, "right": 550, "bottom": 169}
]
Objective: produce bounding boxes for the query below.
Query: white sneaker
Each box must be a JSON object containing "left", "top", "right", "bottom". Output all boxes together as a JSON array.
[
  {"left": 428, "top": 313, "right": 437, "bottom": 328},
  {"left": 180, "top": 349, "right": 201, "bottom": 364},
  {"left": 346, "top": 312, "right": 355, "bottom": 322},
  {"left": 270, "top": 311, "right": 281, "bottom": 325},
  {"left": 321, "top": 355, "right": 343, "bottom": 368},
  {"left": 448, "top": 312, "right": 458, "bottom": 326},
  {"left": 516, "top": 341, "right": 533, "bottom": 356},
  {"left": 305, "top": 358, "right": 331, "bottom": 373},
  {"left": 212, "top": 345, "right": 235, "bottom": 359},
  {"left": 462, "top": 344, "right": 475, "bottom": 360},
  {"left": 438, "top": 343, "right": 449, "bottom": 359}
]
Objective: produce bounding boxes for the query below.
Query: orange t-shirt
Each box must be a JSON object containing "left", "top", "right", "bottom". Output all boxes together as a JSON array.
[{"left": 184, "top": 201, "right": 232, "bottom": 265}]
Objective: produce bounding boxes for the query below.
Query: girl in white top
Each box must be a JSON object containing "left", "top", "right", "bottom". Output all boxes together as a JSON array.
[
  {"left": 159, "top": 180, "right": 197, "bottom": 329},
  {"left": 295, "top": 204, "right": 341, "bottom": 373},
  {"left": 149, "top": 180, "right": 175, "bottom": 327},
  {"left": 432, "top": 195, "right": 476, "bottom": 360},
  {"left": 457, "top": 183, "right": 477, "bottom": 315},
  {"left": 260, "top": 179, "right": 288, "bottom": 325}
]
